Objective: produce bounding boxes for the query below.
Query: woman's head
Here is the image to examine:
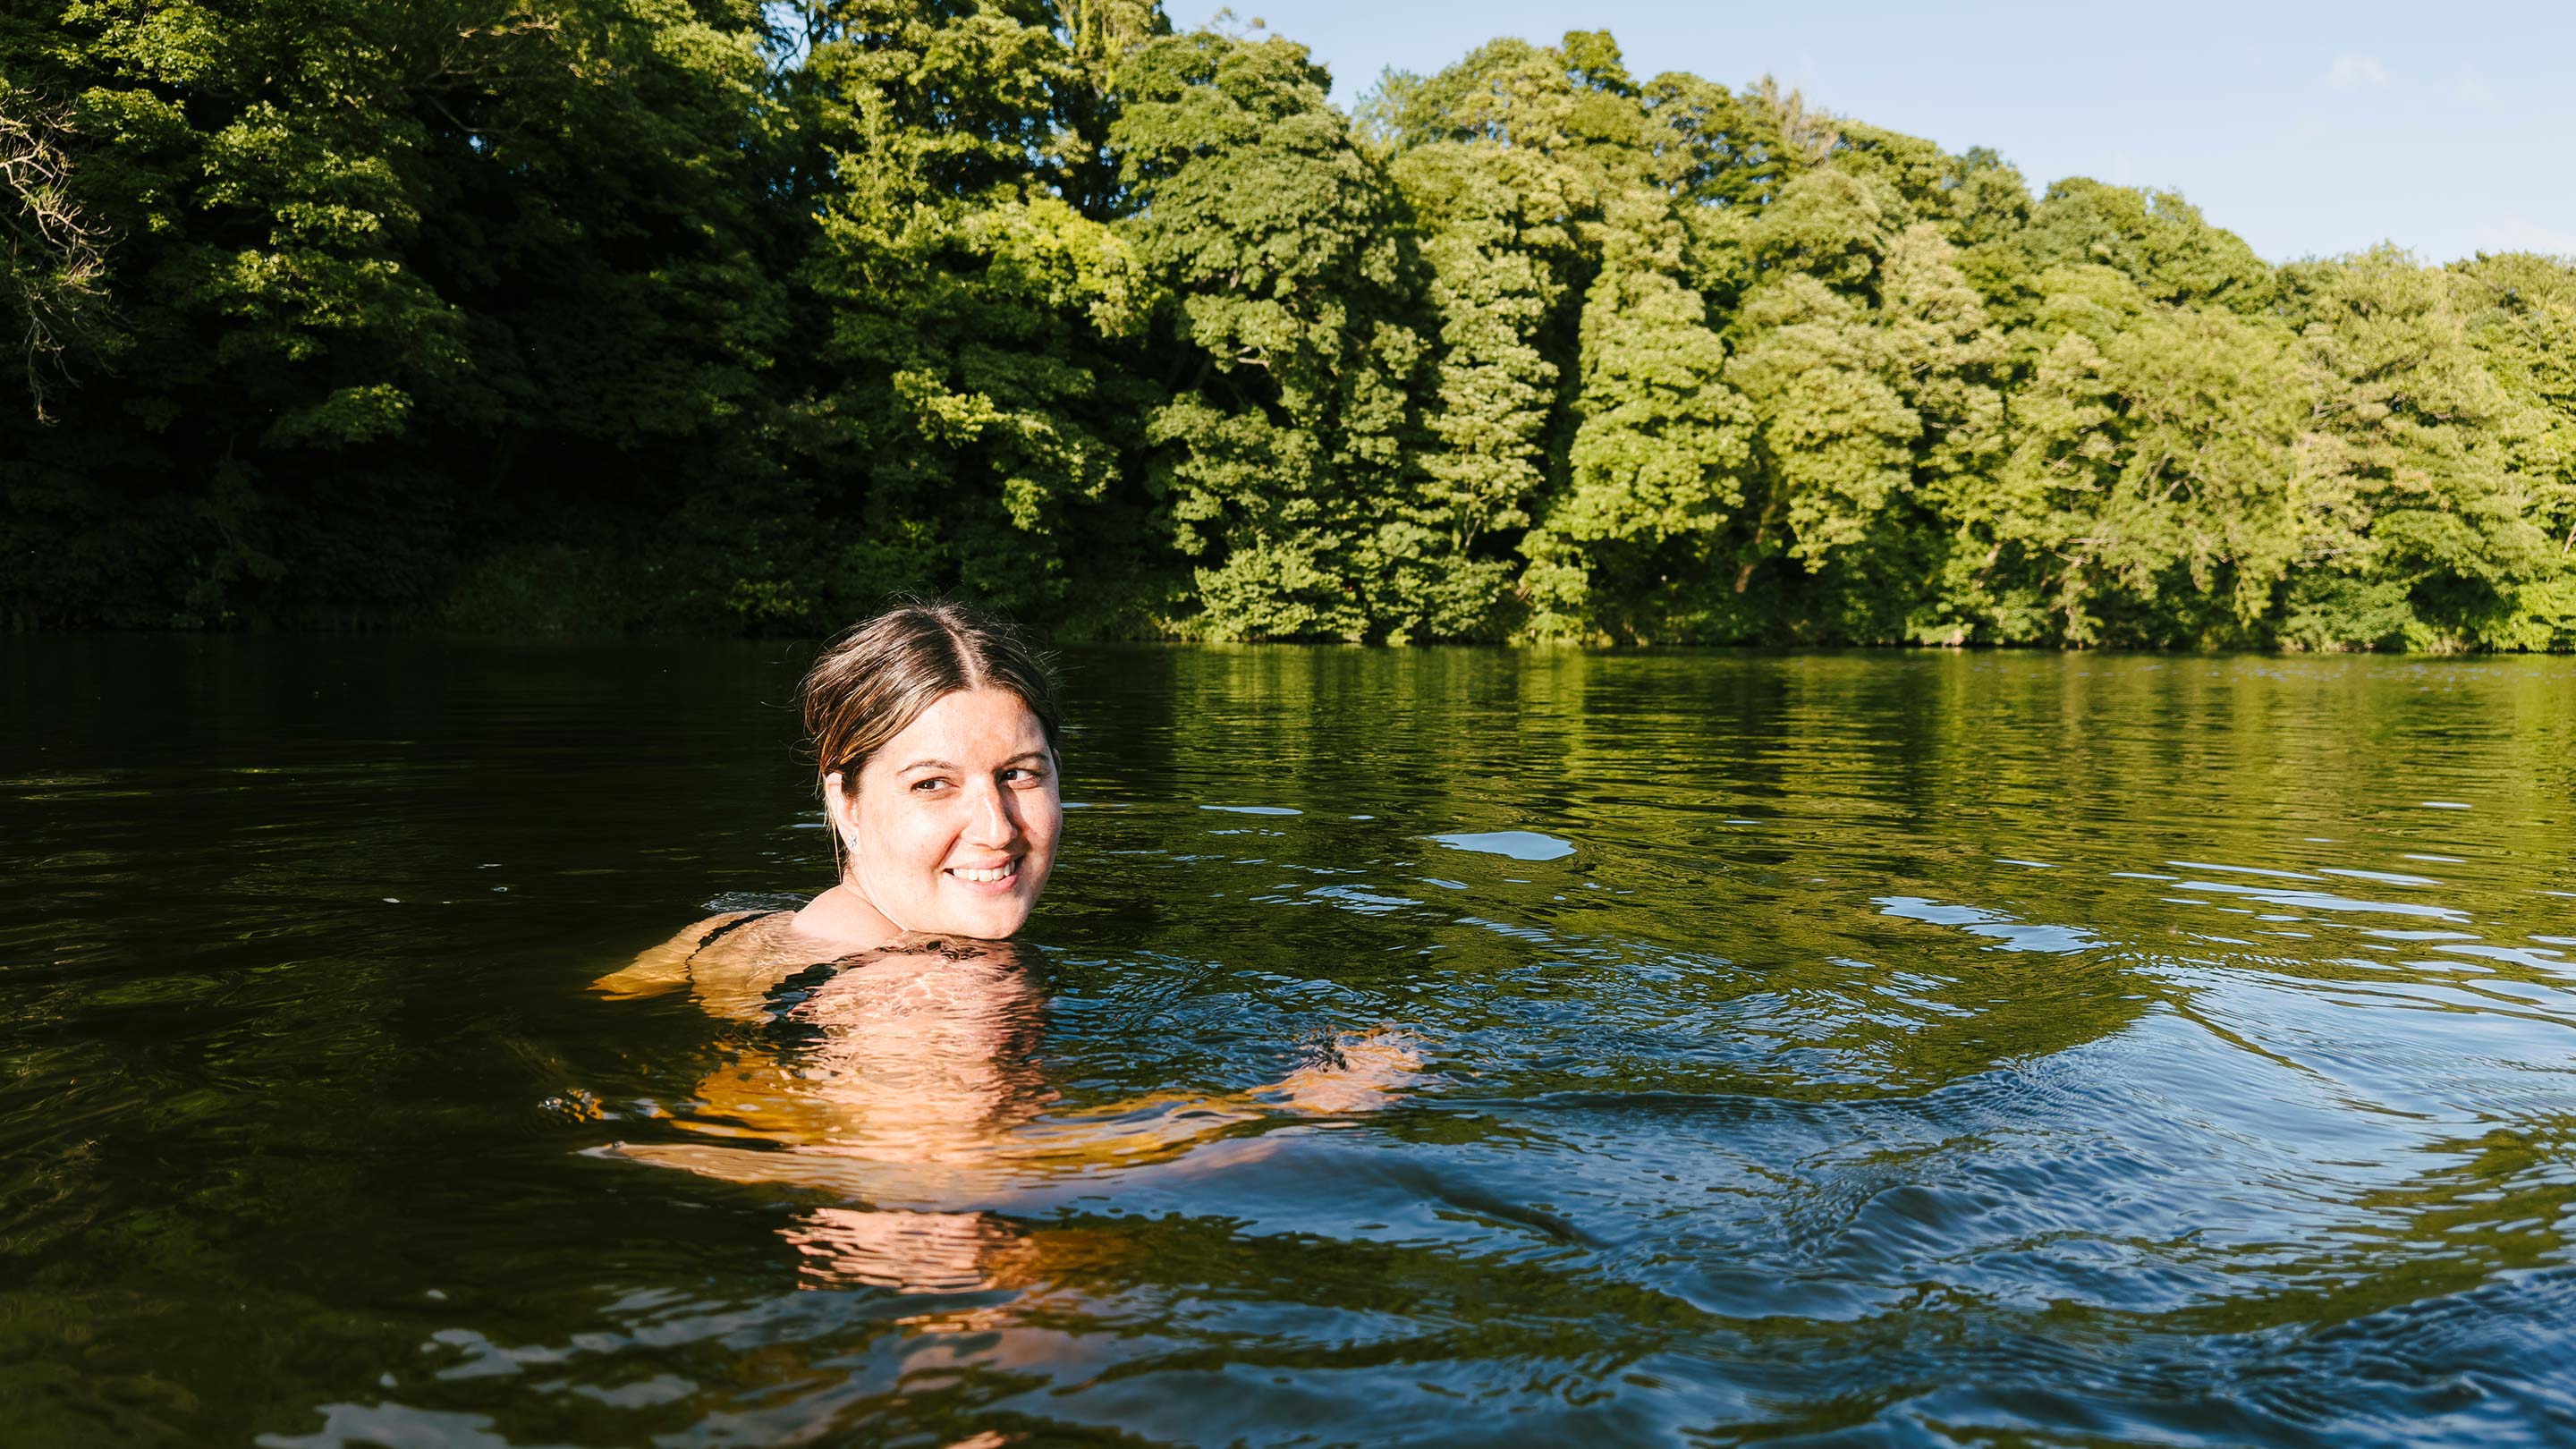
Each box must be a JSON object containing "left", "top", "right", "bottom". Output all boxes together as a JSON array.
[{"left": 801, "top": 600, "right": 1063, "bottom": 940}]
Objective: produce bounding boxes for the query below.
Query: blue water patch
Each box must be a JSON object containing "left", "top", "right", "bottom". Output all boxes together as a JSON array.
[
  {"left": 1201, "top": 804, "right": 1303, "bottom": 817},
  {"left": 1876, "top": 895, "right": 2104, "bottom": 953},
  {"left": 1428, "top": 830, "right": 1576, "bottom": 861}
]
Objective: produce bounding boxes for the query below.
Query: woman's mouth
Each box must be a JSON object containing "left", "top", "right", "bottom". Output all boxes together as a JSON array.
[{"left": 945, "top": 860, "right": 1019, "bottom": 886}]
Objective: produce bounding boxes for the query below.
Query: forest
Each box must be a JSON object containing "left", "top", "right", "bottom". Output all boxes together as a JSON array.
[{"left": 5, "top": 0, "right": 2574, "bottom": 647}]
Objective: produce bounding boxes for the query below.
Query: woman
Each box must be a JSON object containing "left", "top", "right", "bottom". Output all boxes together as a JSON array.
[
  {"left": 596, "top": 600, "right": 1417, "bottom": 1290},
  {"left": 605, "top": 598, "right": 1064, "bottom": 992}
]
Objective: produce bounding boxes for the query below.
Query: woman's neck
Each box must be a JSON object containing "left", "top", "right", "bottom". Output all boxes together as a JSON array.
[{"left": 790, "top": 882, "right": 902, "bottom": 950}]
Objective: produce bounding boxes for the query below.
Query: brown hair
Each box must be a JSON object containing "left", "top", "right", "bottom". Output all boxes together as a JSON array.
[{"left": 801, "top": 599, "right": 1061, "bottom": 871}]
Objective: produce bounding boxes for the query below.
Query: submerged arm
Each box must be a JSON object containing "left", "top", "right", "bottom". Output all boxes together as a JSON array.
[{"left": 996, "top": 1028, "right": 1429, "bottom": 1169}]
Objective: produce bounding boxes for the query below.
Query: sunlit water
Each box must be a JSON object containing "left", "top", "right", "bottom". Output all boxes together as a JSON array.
[{"left": 4, "top": 640, "right": 2574, "bottom": 1447}]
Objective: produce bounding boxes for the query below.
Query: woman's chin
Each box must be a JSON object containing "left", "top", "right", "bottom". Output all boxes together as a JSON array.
[{"left": 923, "top": 894, "right": 1036, "bottom": 941}]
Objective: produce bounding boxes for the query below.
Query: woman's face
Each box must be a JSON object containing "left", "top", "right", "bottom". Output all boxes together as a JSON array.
[{"left": 831, "top": 688, "right": 1060, "bottom": 939}]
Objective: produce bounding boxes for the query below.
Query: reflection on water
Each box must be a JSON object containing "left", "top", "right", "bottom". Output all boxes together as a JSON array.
[
  {"left": 613, "top": 926, "right": 1057, "bottom": 1299},
  {"left": 601, "top": 918, "right": 1420, "bottom": 1296},
  {"left": 3, "top": 640, "right": 2574, "bottom": 1446}
]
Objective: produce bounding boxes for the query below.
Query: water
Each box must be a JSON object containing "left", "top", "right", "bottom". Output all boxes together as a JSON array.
[{"left": 5, "top": 639, "right": 2574, "bottom": 1447}]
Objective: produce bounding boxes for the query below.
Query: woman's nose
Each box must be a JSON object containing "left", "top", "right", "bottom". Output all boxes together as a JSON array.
[{"left": 962, "top": 779, "right": 1017, "bottom": 846}]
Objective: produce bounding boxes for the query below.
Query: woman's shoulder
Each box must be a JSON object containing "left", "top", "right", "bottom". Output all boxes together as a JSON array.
[{"left": 592, "top": 910, "right": 775, "bottom": 999}]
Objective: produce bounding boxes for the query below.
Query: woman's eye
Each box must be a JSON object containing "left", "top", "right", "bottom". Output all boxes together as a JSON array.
[{"left": 910, "top": 777, "right": 947, "bottom": 793}]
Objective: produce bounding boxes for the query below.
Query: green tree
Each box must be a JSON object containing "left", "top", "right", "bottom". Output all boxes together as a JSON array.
[
  {"left": 1392, "top": 139, "right": 1578, "bottom": 639},
  {"left": 1999, "top": 178, "right": 2274, "bottom": 323},
  {"left": 2283, "top": 249, "right": 2551, "bottom": 649},
  {"left": 1112, "top": 28, "right": 1433, "bottom": 640},
  {"left": 2453, "top": 251, "right": 2576, "bottom": 646},
  {"left": 1, "top": 0, "right": 787, "bottom": 628},
  {"left": 778, "top": 0, "right": 1162, "bottom": 631},
  {"left": 1976, "top": 269, "right": 2313, "bottom": 645},
  {"left": 1712, "top": 172, "right": 2005, "bottom": 642},
  {"left": 11, "top": 8, "right": 2576, "bottom": 652},
  {"left": 1521, "top": 186, "right": 1748, "bottom": 641}
]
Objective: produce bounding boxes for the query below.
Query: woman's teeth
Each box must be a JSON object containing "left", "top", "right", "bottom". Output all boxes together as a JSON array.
[{"left": 948, "top": 862, "right": 1017, "bottom": 884}]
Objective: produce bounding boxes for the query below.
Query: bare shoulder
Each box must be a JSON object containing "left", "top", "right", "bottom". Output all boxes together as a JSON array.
[
  {"left": 686, "top": 911, "right": 843, "bottom": 1021},
  {"left": 591, "top": 911, "right": 754, "bottom": 999}
]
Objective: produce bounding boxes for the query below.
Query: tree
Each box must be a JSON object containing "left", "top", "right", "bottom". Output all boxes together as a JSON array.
[
  {"left": 1393, "top": 140, "right": 1574, "bottom": 639},
  {"left": 2283, "top": 249, "right": 2551, "bottom": 649},
  {"left": 0, "top": 80, "right": 113, "bottom": 421},
  {"left": 2001, "top": 178, "right": 2273, "bottom": 322},
  {"left": 1977, "top": 270, "right": 2313, "bottom": 645},
  {"left": 1, "top": 0, "right": 788, "bottom": 628},
  {"left": 1522, "top": 186, "right": 1748, "bottom": 641},
  {"left": 2453, "top": 251, "right": 2576, "bottom": 647},
  {"left": 13, "top": 9, "right": 2576, "bottom": 651},
  {"left": 1713, "top": 173, "right": 2004, "bottom": 642},
  {"left": 1113, "top": 28, "right": 1433, "bottom": 640},
  {"left": 780, "top": 0, "right": 1161, "bottom": 631}
]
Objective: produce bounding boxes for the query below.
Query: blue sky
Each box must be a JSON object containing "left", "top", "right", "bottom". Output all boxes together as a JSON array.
[{"left": 1163, "top": 0, "right": 2576, "bottom": 265}]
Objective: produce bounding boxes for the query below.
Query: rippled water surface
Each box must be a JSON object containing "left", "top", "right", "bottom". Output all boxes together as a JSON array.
[{"left": 6, "top": 640, "right": 2576, "bottom": 1447}]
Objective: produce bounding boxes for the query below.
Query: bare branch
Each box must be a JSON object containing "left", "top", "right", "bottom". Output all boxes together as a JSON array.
[{"left": 1, "top": 81, "right": 114, "bottom": 423}]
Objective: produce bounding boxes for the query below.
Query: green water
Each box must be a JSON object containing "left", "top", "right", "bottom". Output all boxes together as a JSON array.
[{"left": 5, "top": 639, "right": 2574, "bottom": 1447}]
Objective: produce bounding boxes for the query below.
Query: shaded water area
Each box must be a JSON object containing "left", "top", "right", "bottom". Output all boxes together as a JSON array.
[{"left": 6, "top": 639, "right": 2576, "bottom": 1447}]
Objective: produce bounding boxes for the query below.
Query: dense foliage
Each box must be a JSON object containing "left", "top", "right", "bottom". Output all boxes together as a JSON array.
[{"left": 7, "top": 3, "right": 2574, "bottom": 646}]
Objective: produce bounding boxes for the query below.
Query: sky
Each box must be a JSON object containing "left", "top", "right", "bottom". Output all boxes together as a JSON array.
[{"left": 1162, "top": 0, "right": 2576, "bottom": 265}]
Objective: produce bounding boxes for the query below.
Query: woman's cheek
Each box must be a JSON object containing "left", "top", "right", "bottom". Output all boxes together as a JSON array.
[
  {"left": 1027, "top": 810, "right": 1063, "bottom": 876},
  {"left": 866, "top": 810, "right": 936, "bottom": 889}
]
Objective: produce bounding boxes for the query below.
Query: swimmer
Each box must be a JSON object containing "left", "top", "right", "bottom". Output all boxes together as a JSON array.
[
  {"left": 594, "top": 600, "right": 1422, "bottom": 1292},
  {"left": 600, "top": 597, "right": 1066, "bottom": 1006}
]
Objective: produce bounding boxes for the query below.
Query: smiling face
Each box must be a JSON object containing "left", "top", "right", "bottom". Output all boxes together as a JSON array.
[{"left": 827, "top": 687, "right": 1061, "bottom": 940}]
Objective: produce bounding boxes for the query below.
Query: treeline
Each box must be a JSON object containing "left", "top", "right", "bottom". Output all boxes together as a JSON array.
[{"left": 6, "top": 2, "right": 2574, "bottom": 646}]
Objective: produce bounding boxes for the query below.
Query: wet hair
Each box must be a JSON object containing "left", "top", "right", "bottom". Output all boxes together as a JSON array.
[{"left": 801, "top": 599, "right": 1061, "bottom": 872}]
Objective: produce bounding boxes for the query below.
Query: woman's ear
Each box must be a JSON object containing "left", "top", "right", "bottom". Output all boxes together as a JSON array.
[{"left": 823, "top": 769, "right": 862, "bottom": 870}]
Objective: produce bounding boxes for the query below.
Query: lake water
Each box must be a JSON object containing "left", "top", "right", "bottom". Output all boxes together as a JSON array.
[{"left": 5, "top": 639, "right": 2574, "bottom": 1447}]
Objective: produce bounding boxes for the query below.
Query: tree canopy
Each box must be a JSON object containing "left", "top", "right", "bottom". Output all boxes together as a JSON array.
[{"left": 6, "top": 4, "right": 2573, "bottom": 648}]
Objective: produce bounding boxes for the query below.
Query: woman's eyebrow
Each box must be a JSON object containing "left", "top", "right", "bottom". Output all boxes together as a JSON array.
[{"left": 894, "top": 751, "right": 1047, "bottom": 773}]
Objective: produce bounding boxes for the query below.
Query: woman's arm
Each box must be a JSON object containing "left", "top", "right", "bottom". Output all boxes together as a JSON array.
[{"left": 613, "top": 1030, "right": 1431, "bottom": 1203}]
